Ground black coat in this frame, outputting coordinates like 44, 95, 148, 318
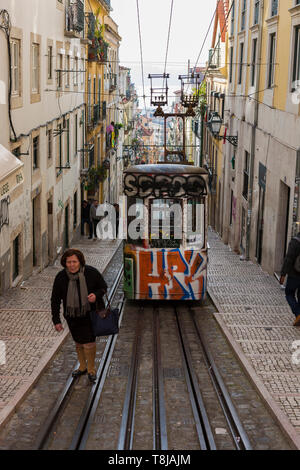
51, 265, 107, 325
281, 234, 300, 278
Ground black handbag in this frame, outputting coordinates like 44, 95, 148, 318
90, 294, 119, 337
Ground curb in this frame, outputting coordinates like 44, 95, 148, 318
213, 312, 300, 450
0, 328, 69, 429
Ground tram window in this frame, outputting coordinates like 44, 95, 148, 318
127, 197, 145, 245
149, 199, 182, 248
187, 198, 205, 247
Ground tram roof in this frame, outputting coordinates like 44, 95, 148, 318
124, 164, 208, 175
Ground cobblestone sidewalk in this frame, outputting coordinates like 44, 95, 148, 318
0, 237, 122, 428
208, 229, 300, 448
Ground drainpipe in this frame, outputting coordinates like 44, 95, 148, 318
293, 148, 300, 236
246, 0, 264, 260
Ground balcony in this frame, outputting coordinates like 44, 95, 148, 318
208, 48, 221, 69
88, 37, 108, 62
87, 104, 101, 129
109, 74, 117, 92
102, 0, 111, 9
65, 0, 84, 38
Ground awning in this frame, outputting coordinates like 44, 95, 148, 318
0, 144, 23, 182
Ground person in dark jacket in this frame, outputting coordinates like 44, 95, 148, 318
51, 248, 107, 382
280, 233, 300, 326
81, 200, 92, 239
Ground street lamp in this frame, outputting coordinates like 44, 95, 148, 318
207, 111, 223, 136
207, 111, 238, 147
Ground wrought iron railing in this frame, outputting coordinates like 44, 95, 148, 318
65, 0, 84, 34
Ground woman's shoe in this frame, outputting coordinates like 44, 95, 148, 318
294, 315, 300, 326
72, 369, 87, 377
88, 373, 97, 383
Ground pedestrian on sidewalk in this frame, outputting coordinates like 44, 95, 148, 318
81, 200, 92, 239
51, 248, 107, 383
280, 233, 300, 326
90, 199, 100, 240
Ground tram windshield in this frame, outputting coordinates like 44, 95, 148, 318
149, 199, 182, 248
186, 198, 205, 248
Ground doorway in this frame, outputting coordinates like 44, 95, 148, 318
64, 204, 69, 249
275, 181, 290, 272
32, 194, 41, 267
47, 197, 54, 263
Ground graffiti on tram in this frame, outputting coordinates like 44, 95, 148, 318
124, 246, 207, 300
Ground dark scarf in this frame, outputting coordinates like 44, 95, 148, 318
65, 267, 91, 318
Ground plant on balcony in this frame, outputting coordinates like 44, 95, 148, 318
88, 12, 109, 62
84, 165, 108, 191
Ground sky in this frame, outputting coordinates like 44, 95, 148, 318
110, 0, 217, 108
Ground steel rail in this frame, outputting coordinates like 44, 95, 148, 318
34, 261, 124, 450
175, 306, 217, 450
69, 266, 124, 450
117, 306, 143, 450
189, 307, 252, 450
152, 306, 168, 450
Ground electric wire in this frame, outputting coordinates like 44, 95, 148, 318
193, 3, 218, 71
136, 0, 147, 115
162, 0, 174, 91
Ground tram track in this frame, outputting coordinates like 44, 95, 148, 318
34, 265, 124, 450
188, 305, 252, 450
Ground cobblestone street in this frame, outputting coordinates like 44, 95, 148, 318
0, 237, 122, 428
208, 229, 300, 448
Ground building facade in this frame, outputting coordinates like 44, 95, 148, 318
219, 0, 300, 275
0, 0, 86, 293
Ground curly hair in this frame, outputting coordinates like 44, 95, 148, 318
60, 249, 86, 268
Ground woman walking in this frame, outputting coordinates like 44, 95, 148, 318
51, 249, 107, 383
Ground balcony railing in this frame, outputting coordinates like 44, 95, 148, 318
65, 0, 84, 38
109, 73, 117, 92
87, 104, 101, 128
208, 48, 221, 69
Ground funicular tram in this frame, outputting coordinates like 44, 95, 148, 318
123, 164, 208, 300
123, 72, 209, 300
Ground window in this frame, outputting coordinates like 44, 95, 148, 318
73, 191, 77, 228
242, 151, 250, 200
48, 129, 52, 159
231, 0, 235, 36
74, 114, 78, 155
251, 38, 257, 86
149, 199, 182, 248
271, 0, 278, 17
229, 46, 233, 83
11, 39, 20, 96
57, 123, 62, 173
268, 33, 276, 88
32, 43, 39, 93
66, 55, 70, 87
48, 45, 53, 80
57, 53, 63, 89
81, 58, 85, 86
66, 119, 70, 165
33, 135, 39, 169
241, 0, 247, 31
254, 0, 260, 25
292, 25, 300, 91
238, 43, 244, 84
74, 56, 78, 86
12, 235, 20, 281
